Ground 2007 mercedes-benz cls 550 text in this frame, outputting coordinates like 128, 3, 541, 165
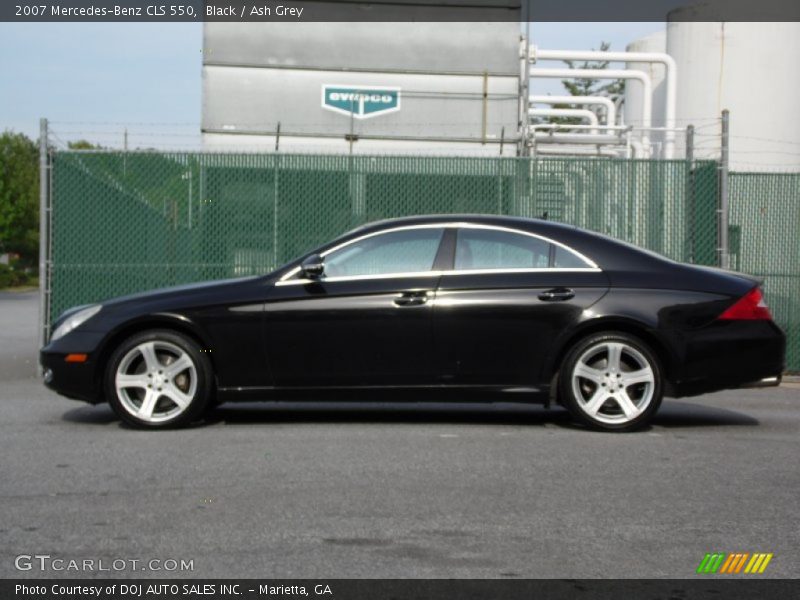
41, 215, 785, 431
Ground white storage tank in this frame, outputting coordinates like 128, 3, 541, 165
666, 19, 800, 170
624, 30, 667, 156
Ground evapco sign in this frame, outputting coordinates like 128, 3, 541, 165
322, 85, 401, 119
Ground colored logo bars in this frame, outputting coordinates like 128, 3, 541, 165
697, 552, 774, 574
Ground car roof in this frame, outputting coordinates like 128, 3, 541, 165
348, 214, 581, 236
344, 214, 670, 272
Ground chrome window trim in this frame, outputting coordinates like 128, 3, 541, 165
445, 267, 601, 276
276, 270, 441, 287
276, 222, 600, 286
276, 267, 601, 287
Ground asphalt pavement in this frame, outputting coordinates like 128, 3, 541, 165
1, 290, 798, 579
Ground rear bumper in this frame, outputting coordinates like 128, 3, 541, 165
669, 320, 785, 398
739, 375, 782, 389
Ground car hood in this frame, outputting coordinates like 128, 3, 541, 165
87, 276, 267, 320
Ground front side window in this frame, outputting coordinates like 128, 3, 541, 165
323, 227, 444, 278
454, 227, 593, 271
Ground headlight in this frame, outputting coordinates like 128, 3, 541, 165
51, 305, 102, 342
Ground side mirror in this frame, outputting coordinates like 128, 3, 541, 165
300, 254, 325, 279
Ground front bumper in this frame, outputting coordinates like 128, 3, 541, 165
40, 330, 106, 404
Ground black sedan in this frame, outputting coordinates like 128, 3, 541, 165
41, 215, 785, 431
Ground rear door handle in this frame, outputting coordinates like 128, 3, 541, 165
538, 287, 575, 302
394, 291, 431, 307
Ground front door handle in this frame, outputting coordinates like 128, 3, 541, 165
538, 287, 575, 302
394, 291, 431, 307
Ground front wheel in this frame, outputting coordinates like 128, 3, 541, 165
559, 332, 663, 432
105, 330, 213, 428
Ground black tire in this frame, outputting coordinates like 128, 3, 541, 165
105, 329, 213, 429
558, 331, 663, 432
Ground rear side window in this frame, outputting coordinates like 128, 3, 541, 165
454, 228, 593, 271
553, 245, 591, 268
455, 228, 550, 270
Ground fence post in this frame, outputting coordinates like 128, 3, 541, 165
37, 118, 49, 375
686, 124, 695, 262
718, 109, 730, 269
273, 153, 280, 269
518, 10, 531, 157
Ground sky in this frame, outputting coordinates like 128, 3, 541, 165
0, 21, 663, 144
0, 22, 204, 142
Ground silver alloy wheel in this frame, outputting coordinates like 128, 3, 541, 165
114, 340, 197, 424
570, 341, 655, 425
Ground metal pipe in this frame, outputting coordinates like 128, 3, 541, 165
529, 68, 652, 146
37, 118, 49, 374
481, 70, 488, 145
532, 48, 677, 159
520, 5, 532, 156
518, 36, 530, 156
686, 124, 695, 262
533, 123, 631, 132
529, 108, 599, 135
529, 108, 599, 123
530, 95, 616, 127
533, 124, 684, 133
719, 109, 730, 269
534, 145, 621, 157
187, 170, 192, 230
533, 133, 624, 145
630, 140, 646, 158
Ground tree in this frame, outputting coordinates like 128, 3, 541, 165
561, 42, 626, 101
0, 131, 39, 266
68, 139, 102, 150
533, 42, 626, 130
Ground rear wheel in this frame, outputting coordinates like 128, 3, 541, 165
105, 330, 212, 428
559, 332, 663, 432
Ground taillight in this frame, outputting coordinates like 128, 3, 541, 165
718, 287, 772, 321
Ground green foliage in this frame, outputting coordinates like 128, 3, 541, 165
561, 42, 626, 100
530, 42, 627, 130
0, 131, 39, 264
0, 264, 13, 288
0, 263, 32, 288
68, 140, 102, 150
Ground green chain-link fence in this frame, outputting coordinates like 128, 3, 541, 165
729, 173, 800, 371
47, 151, 796, 370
